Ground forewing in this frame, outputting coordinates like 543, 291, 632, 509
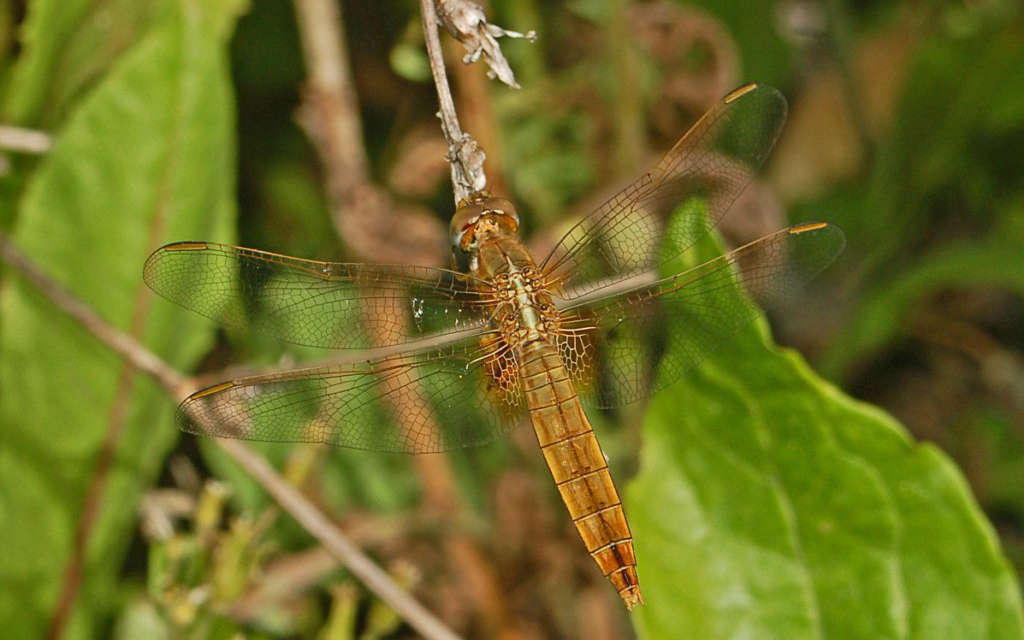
555, 223, 846, 409
541, 84, 787, 301
178, 336, 526, 453
143, 242, 493, 350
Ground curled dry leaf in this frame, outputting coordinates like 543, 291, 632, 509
435, 0, 536, 88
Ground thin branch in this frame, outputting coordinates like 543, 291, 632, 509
449, 33, 509, 197
0, 230, 463, 640
293, 0, 446, 267
215, 439, 462, 640
292, 0, 368, 202
292, 3, 510, 631
0, 124, 53, 154
420, 0, 487, 204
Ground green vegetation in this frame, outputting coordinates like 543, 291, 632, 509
1, 0, 1022, 638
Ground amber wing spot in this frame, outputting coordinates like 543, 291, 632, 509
788, 221, 829, 234
162, 241, 210, 252
724, 82, 759, 103
190, 381, 235, 399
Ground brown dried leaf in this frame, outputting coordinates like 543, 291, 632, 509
435, 0, 535, 89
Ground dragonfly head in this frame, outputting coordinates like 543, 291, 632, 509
450, 196, 520, 256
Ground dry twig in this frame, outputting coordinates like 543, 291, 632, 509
292, 0, 445, 266
419, 0, 487, 203
0, 124, 53, 154
216, 439, 462, 640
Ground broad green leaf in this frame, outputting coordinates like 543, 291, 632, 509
627, 217, 1023, 639
820, 240, 1024, 380
2, 0, 94, 123
0, 2, 244, 637
2, 0, 162, 127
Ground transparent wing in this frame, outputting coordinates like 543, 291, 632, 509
144, 242, 494, 350
540, 84, 787, 302
178, 334, 527, 453
554, 223, 846, 408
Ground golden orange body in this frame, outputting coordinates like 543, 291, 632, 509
467, 222, 643, 609
520, 340, 643, 609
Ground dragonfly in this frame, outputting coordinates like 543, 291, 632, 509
144, 83, 845, 610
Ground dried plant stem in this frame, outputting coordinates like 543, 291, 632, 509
0, 124, 52, 153
217, 439, 462, 640
450, 39, 507, 196
0, 231, 463, 640
293, 1, 510, 632
292, 0, 368, 210
420, 0, 486, 203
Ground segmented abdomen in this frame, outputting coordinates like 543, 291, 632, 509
519, 340, 643, 609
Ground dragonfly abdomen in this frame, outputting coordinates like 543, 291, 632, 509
519, 341, 643, 610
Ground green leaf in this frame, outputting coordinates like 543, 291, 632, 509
2, 0, 162, 127
3, 0, 248, 127
627, 221, 1024, 638
0, 2, 242, 637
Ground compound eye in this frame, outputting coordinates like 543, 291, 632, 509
458, 222, 477, 251
450, 203, 483, 250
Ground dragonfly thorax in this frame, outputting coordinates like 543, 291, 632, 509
490, 261, 559, 349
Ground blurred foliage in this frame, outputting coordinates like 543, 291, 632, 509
1, 0, 1023, 638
